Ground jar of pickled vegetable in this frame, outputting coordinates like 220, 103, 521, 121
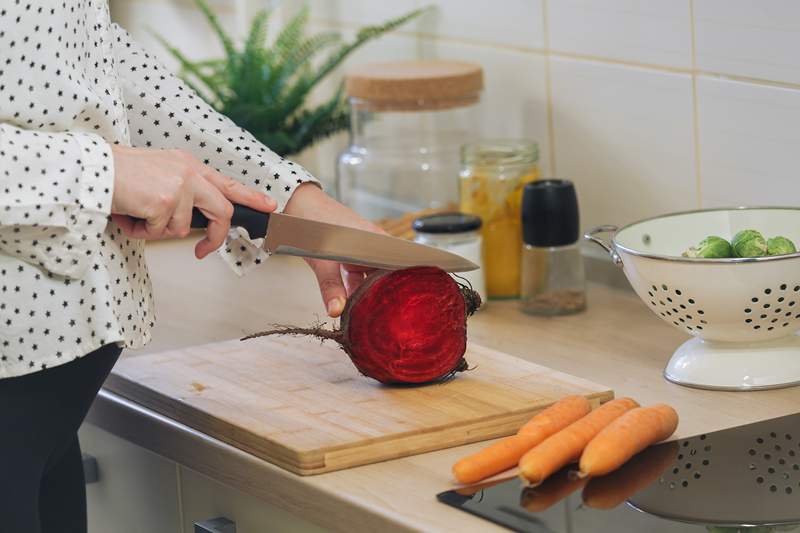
459, 140, 539, 299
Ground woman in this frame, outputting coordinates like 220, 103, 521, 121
0, 2, 379, 531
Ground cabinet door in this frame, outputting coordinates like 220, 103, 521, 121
179, 466, 328, 533
79, 423, 182, 533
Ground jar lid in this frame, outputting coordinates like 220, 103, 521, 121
413, 212, 482, 234
522, 179, 580, 247
461, 140, 539, 169
345, 60, 483, 111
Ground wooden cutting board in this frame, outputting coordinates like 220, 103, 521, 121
106, 336, 613, 475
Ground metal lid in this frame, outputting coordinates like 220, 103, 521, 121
522, 179, 580, 247
461, 140, 539, 169
345, 60, 483, 111
413, 212, 482, 234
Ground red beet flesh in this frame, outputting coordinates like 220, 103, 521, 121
243, 266, 481, 385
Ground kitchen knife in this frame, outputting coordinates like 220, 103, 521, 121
190, 205, 479, 272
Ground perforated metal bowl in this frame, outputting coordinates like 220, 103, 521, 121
586, 207, 800, 391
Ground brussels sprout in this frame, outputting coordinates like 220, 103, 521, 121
731, 229, 767, 258
682, 236, 732, 258
767, 236, 797, 256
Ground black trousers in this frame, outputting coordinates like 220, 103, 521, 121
0, 344, 122, 533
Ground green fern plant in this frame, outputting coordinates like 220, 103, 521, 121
155, 1, 425, 157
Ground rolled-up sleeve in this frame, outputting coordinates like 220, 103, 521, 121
0, 124, 114, 279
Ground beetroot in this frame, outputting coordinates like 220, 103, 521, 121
243, 266, 481, 384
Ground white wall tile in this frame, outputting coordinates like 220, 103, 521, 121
697, 76, 800, 207
548, 0, 692, 68
694, 0, 800, 85
420, 38, 552, 175
550, 58, 696, 229
418, 0, 544, 50
301, 23, 421, 184
306, 0, 422, 28
111, 0, 240, 70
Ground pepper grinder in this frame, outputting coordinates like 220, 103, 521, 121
520, 179, 586, 315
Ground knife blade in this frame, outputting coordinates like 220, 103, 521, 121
190, 205, 479, 272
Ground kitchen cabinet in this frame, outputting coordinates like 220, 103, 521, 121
80, 422, 326, 533
179, 466, 327, 533
79, 423, 181, 533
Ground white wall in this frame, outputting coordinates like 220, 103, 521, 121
112, 0, 800, 229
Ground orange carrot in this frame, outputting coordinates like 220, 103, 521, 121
453, 434, 541, 484
582, 440, 678, 509
519, 397, 639, 485
452, 395, 592, 484
520, 471, 588, 512
518, 395, 591, 438
579, 404, 679, 478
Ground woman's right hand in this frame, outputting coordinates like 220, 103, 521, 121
109, 145, 276, 259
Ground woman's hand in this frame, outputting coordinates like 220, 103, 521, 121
110, 145, 276, 259
284, 183, 386, 318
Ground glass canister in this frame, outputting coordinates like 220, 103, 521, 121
459, 140, 540, 299
412, 213, 487, 304
336, 60, 483, 220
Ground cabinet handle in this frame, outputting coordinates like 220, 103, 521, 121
82, 454, 99, 484
194, 517, 236, 533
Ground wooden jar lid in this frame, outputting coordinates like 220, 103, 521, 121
345, 60, 483, 111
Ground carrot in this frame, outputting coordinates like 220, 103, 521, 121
518, 395, 592, 438
579, 404, 679, 478
452, 395, 592, 484
582, 440, 678, 509
520, 471, 588, 512
453, 433, 541, 484
518, 397, 639, 485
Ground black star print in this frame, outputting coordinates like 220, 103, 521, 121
0, 3, 317, 377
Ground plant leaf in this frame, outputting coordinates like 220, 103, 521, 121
244, 9, 270, 59
157, 4, 427, 156
273, 5, 309, 62
193, 0, 238, 63
151, 32, 228, 106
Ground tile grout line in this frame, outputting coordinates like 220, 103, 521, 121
541, 0, 557, 177
311, 16, 800, 92
689, 0, 703, 209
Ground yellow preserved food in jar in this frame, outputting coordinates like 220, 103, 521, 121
459, 141, 539, 299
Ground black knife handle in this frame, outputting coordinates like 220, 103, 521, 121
190, 204, 270, 239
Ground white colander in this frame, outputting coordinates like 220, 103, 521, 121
586, 207, 800, 391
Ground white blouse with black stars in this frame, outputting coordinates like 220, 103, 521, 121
0, 0, 318, 378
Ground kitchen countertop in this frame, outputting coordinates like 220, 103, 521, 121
86, 238, 800, 533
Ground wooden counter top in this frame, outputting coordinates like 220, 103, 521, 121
86, 239, 800, 533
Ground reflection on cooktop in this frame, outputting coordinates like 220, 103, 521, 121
437, 413, 800, 533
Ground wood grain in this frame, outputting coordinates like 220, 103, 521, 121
106, 337, 612, 475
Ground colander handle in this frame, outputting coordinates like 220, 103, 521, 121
584, 225, 623, 266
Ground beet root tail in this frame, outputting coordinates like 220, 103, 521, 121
241, 325, 342, 343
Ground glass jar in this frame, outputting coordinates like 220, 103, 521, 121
521, 243, 586, 315
412, 213, 487, 304
336, 61, 483, 220
459, 140, 539, 299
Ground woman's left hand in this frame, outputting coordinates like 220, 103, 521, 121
283, 183, 386, 318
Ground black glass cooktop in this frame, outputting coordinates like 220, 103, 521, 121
438, 413, 800, 532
